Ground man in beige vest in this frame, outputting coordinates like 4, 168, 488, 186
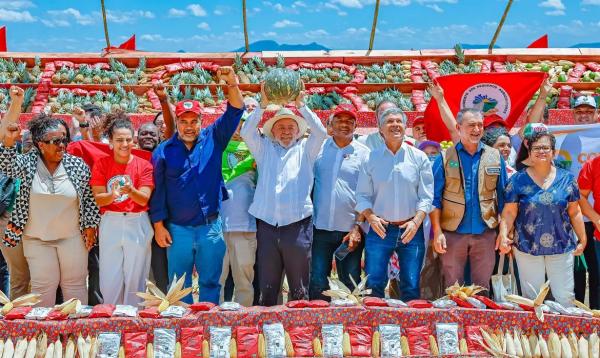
431, 108, 508, 289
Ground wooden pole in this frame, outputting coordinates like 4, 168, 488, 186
242, 0, 250, 53
367, 0, 380, 54
488, 0, 514, 54
100, 0, 111, 48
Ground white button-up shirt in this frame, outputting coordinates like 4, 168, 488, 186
241, 106, 327, 226
357, 132, 385, 151
313, 137, 370, 232
221, 171, 257, 232
355, 141, 434, 222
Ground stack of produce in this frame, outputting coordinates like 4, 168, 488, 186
47, 85, 157, 114
49, 58, 149, 85
0, 57, 41, 84
361, 89, 414, 111
168, 85, 226, 111
359, 62, 407, 83
0, 87, 35, 112
305, 88, 350, 110
233, 54, 274, 84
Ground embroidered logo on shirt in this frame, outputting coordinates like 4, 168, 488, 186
449, 160, 459, 168
485, 166, 501, 175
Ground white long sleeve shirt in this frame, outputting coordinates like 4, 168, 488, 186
355, 141, 434, 222
313, 138, 370, 232
241, 106, 327, 226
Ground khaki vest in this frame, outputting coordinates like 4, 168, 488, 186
440, 144, 501, 232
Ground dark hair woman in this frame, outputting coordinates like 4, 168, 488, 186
0, 114, 100, 306
497, 132, 587, 307
90, 111, 154, 305
482, 126, 516, 177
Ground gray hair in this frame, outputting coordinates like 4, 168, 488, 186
456, 108, 483, 124
243, 97, 259, 106
378, 108, 407, 128
375, 100, 398, 119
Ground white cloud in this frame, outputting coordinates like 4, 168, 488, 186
41, 19, 70, 27
273, 19, 302, 28
263, 31, 277, 37
539, 0, 566, 15
197, 22, 210, 30
338, 11, 348, 15
0, 9, 35, 22
333, 0, 410, 8
46, 8, 93, 26
582, 0, 600, 4
334, 0, 365, 8
168, 8, 186, 17
140, 34, 162, 41
305, 29, 329, 38
274, 3, 285, 11
187, 4, 207, 16
346, 27, 368, 34
214, 9, 223, 15
0, 1, 34, 10
106, 10, 155, 24
427, 4, 443, 12
293, 1, 308, 7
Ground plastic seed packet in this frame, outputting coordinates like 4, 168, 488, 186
384, 299, 408, 308
219, 301, 242, 311
379, 325, 401, 358
432, 298, 457, 309
97, 332, 121, 358
331, 298, 356, 307
153, 328, 176, 358
322, 324, 344, 358
72, 305, 93, 318
436, 323, 459, 355
113, 305, 138, 317
160, 305, 187, 318
210, 326, 232, 358
465, 297, 486, 310
25, 307, 52, 320
565, 307, 593, 317
263, 323, 286, 358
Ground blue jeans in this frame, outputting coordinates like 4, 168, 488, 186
309, 228, 364, 300
167, 217, 226, 304
365, 224, 425, 300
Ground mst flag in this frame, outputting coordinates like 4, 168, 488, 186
527, 34, 549, 48
424, 72, 546, 142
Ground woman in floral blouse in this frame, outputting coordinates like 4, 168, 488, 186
497, 131, 586, 307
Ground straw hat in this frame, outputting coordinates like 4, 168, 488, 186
262, 108, 308, 140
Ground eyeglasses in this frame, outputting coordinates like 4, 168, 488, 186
531, 145, 553, 153
41, 137, 69, 146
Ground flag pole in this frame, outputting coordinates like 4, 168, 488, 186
488, 0, 513, 54
242, 0, 250, 53
100, 0, 111, 48
367, 0, 380, 55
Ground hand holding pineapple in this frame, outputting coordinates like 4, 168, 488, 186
294, 81, 306, 108
9, 86, 24, 104
259, 82, 270, 109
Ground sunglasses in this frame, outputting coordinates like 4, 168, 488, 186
42, 137, 69, 146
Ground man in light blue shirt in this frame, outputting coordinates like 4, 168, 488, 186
310, 104, 369, 300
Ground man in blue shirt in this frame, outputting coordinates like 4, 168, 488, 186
431, 108, 507, 290
150, 67, 244, 304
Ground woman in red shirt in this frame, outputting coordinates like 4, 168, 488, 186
90, 112, 154, 305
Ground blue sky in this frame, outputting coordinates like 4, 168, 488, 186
2, 0, 600, 52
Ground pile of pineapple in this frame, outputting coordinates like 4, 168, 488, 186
169, 85, 225, 108
0, 87, 35, 112
361, 89, 414, 111
0, 57, 41, 84
305, 91, 351, 110
298, 68, 353, 84
51, 58, 149, 85
169, 65, 218, 85
359, 62, 407, 83
48, 85, 155, 114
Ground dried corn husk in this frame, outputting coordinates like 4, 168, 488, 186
589, 333, 599, 358
146, 343, 153, 358
137, 274, 193, 312
89, 337, 98, 358
118, 346, 125, 358
3, 338, 14, 358
572, 299, 600, 318
257, 334, 265, 358
53, 339, 62, 358
322, 275, 371, 304
506, 331, 517, 356
538, 334, 550, 358
445, 281, 487, 300
313, 338, 322, 357
578, 336, 589, 358
284, 332, 294, 357
429, 335, 439, 356
174, 342, 181, 358
14, 338, 27, 358
342, 332, 351, 357
568, 332, 579, 357
0, 339, 4, 357
229, 339, 237, 358
83, 336, 91, 358
548, 331, 561, 358
400, 336, 410, 356
529, 333, 539, 356
560, 335, 572, 358
64, 338, 74, 358
372, 331, 380, 358
0, 291, 41, 315
479, 328, 502, 354
25, 337, 37, 358
507, 281, 550, 321
76, 336, 84, 358
521, 334, 532, 358
459, 338, 468, 354
44, 343, 54, 358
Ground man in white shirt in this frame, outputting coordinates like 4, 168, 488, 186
310, 104, 370, 300
357, 100, 398, 151
355, 108, 434, 300
241, 85, 327, 306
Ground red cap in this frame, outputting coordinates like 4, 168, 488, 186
413, 116, 425, 126
332, 104, 357, 120
175, 100, 202, 117
483, 114, 506, 129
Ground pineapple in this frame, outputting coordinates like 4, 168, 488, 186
276, 53, 285, 68
75, 65, 88, 83
454, 43, 465, 64
60, 66, 71, 83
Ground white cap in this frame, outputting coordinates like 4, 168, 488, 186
574, 95, 597, 109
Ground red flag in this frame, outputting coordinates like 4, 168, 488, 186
424, 72, 546, 142
67, 140, 151, 169
0, 27, 7, 52
527, 34, 548, 48
118, 35, 136, 50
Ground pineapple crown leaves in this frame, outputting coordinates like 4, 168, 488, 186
109, 58, 129, 73
183, 85, 193, 100
276, 53, 286, 68
216, 86, 225, 102
234, 53, 244, 71
137, 57, 146, 72
454, 43, 465, 64
251, 56, 267, 71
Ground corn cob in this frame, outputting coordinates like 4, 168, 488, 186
202, 339, 209, 358
146, 343, 153, 358
372, 331, 380, 358
480, 329, 501, 353
578, 336, 589, 358
14, 338, 27, 358
400, 336, 410, 356
568, 332, 579, 357
459, 338, 468, 354
284, 332, 294, 357
529, 333, 539, 356
229, 339, 237, 358
258, 333, 266, 358
44, 343, 54, 358
53, 339, 62, 358
560, 335, 572, 358
76, 336, 84, 358
313, 338, 322, 357
25, 337, 37, 358
3, 338, 14, 358
548, 331, 561, 358
174, 342, 181, 358
513, 330, 523, 357
429, 335, 439, 356
522, 334, 532, 358
83, 336, 91, 358
64, 338, 74, 358
342, 332, 351, 356
538, 334, 550, 358
589, 333, 599, 358
118, 346, 124, 358
0, 340, 4, 357
533, 340, 542, 358
35, 334, 46, 358
89, 337, 98, 358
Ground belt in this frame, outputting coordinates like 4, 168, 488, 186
387, 217, 414, 226
103, 211, 148, 218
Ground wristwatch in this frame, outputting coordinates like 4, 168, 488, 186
79, 122, 90, 128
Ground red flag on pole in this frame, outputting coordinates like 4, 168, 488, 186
527, 34, 548, 48
0, 27, 7, 52
118, 35, 136, 50
424, 72, 546, 142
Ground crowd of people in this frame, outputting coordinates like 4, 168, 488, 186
0, 66, 598, 311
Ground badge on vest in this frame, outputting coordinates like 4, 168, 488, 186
485, 167, 501, 175
449, 160, 459, 168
